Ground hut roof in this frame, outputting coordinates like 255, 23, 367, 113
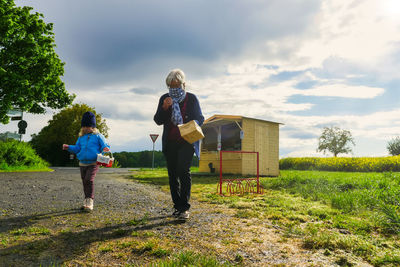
202, 114, 282, 129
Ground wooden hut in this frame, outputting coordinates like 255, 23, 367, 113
199, 115, 281, 176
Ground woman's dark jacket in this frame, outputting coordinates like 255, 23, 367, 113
154, 92, 204, 157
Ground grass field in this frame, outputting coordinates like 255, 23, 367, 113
130, 168, 400, 266
0, 166, 53, 172
2, 168, 400, 265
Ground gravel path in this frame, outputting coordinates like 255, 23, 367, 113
0, 168, 158, 222
0, 168, 339, 266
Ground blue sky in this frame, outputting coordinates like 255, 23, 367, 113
3, 0, 400, 157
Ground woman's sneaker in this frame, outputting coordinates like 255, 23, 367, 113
178, 210, 190, 220
172, 209, 180, 217
84, 198, 94, 211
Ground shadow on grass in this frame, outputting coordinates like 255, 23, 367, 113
0, 209, 83, 233
0, 212, 185, 266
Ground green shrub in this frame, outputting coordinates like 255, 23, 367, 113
0, 140, 49, 170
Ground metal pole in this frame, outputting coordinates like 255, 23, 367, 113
20, 112, 23, 142
152, 142, 155, 169
257, 152, 260, 193
219, 150, 223, 194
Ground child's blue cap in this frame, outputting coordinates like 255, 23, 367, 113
81, 112, 96, 128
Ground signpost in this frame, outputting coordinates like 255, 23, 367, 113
4, 108, 25, 141
18, 120, 28, 135
150, 134, 159, 169
7, 108, 22, 116
8, 109, 22, 121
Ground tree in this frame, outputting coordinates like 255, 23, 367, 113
112, 151, 199, 168
30, 104, 109, 166
317, 126, 355, 157
387, 137, 400, 156
0, 0, 75, 124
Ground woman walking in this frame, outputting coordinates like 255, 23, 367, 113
154, 69, 204, 220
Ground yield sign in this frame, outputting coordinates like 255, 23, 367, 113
150, 134, 159, 143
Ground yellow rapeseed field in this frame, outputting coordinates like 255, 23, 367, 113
279, 156, 400, 172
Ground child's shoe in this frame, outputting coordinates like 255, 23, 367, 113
81, 198, 87, 210
84, 198, 94, 211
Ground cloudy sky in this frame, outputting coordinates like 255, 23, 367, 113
4, 0, 400, 157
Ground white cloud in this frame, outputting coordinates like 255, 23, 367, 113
296, 0, 400, 73
294, 84, 384, 98
380, 0, 400, 19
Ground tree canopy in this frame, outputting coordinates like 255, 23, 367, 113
113, 151, 199, 168
317, 126, 355, 157
0, 0, 74, 124
30, 104, 109, 166
387, 137, 400, 156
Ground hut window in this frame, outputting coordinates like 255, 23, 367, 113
201, 122, 242, 151
221, 123, 241, 151
202, 127, 218, 151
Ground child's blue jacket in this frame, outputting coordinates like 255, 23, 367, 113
68, 133, 110, 164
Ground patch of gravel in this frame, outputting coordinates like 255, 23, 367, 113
0, 168, 364, 266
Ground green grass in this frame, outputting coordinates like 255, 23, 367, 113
98, 244, 114, 253
262, 170, 400, 233
0, 166, 53, 172
129, 169, 400, 266
10, 227, 50, 236
126, 214, 149, 226
149, 250, 233, 267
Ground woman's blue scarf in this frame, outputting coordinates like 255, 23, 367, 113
169, 87, 186, 125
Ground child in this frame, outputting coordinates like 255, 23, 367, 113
62, 111, 110, 211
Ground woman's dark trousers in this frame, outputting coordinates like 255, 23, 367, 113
165, 141, 195, 212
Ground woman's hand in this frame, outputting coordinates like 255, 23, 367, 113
162, 97, 173, 110
103, 147, 110, 152
62, 144, 69, 150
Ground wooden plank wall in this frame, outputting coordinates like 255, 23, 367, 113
199, 151, 242, 174
268, 124, 280, 176
243, 118, 280, 176
254, 121, 268, 175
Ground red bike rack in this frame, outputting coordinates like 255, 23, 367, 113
218, 150, 263, 196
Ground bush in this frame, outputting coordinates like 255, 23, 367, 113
387, 137, 400, 156
279, 156, 400, 172
0, 140, 49, 170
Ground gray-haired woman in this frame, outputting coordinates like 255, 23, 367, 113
154, 69, 204, 220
